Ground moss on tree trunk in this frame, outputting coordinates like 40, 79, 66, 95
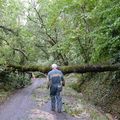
5, 64, 120, 74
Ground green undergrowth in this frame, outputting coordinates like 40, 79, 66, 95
0, 69, 31, 103
70, 72, 120, 119
63, 74, 108, 120
0, 89, 10, 103
0, 70, 31, 90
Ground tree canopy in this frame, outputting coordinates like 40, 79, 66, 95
0, 0, 120, 66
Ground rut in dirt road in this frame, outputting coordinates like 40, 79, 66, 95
0, 79, 45, 120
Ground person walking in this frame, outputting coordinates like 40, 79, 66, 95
47, 64, 65, 113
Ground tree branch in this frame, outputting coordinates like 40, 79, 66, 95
35, 44, 49, 59
13, 48, 28, 60
0, 25, 18, 36
33, 7, 56, 45
1, 38, 28, 60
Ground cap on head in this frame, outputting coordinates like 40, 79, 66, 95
51, 64, 58, 69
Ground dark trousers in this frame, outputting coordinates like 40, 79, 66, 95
51, 92, 62, 112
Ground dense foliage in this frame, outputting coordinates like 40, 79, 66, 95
0, 0, 120, 117
0, 68, 30, 90
0, 0, 119, 66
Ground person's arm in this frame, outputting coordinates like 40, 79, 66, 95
62, 78, 65, 86
47, 73, 51, 89
47, 76, 50, 89
61, 72, 65, 86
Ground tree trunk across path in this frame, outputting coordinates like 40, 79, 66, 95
5, 63, 120, 74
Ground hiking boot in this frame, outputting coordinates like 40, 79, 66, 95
58, 110, 62, 113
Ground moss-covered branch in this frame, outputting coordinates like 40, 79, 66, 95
5, 64, 120, 74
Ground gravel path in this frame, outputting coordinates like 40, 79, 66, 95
0, 78, 45, 120
0, 78, 80, 120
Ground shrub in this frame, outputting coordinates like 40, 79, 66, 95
0, 69, 31, 91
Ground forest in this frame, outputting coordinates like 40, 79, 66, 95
0, 0, 120, 120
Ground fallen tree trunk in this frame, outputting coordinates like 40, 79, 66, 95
5, 64, 120, 74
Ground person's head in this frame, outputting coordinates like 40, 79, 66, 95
51, 64, 58, 69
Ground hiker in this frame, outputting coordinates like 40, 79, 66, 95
47, 64, 65, 113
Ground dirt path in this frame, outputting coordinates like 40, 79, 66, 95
0, 78, 45, 120
28, 76, 109, 120
0, 77, 109, 120
0, 78, 80, 120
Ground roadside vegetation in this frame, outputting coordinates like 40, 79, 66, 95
0, 0, 119, 118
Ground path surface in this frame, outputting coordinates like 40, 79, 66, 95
0, 78, 81, 120
39, 101, 80, 120
0, 79, 45, 120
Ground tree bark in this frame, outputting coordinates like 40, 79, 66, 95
5, 64, 120, 74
